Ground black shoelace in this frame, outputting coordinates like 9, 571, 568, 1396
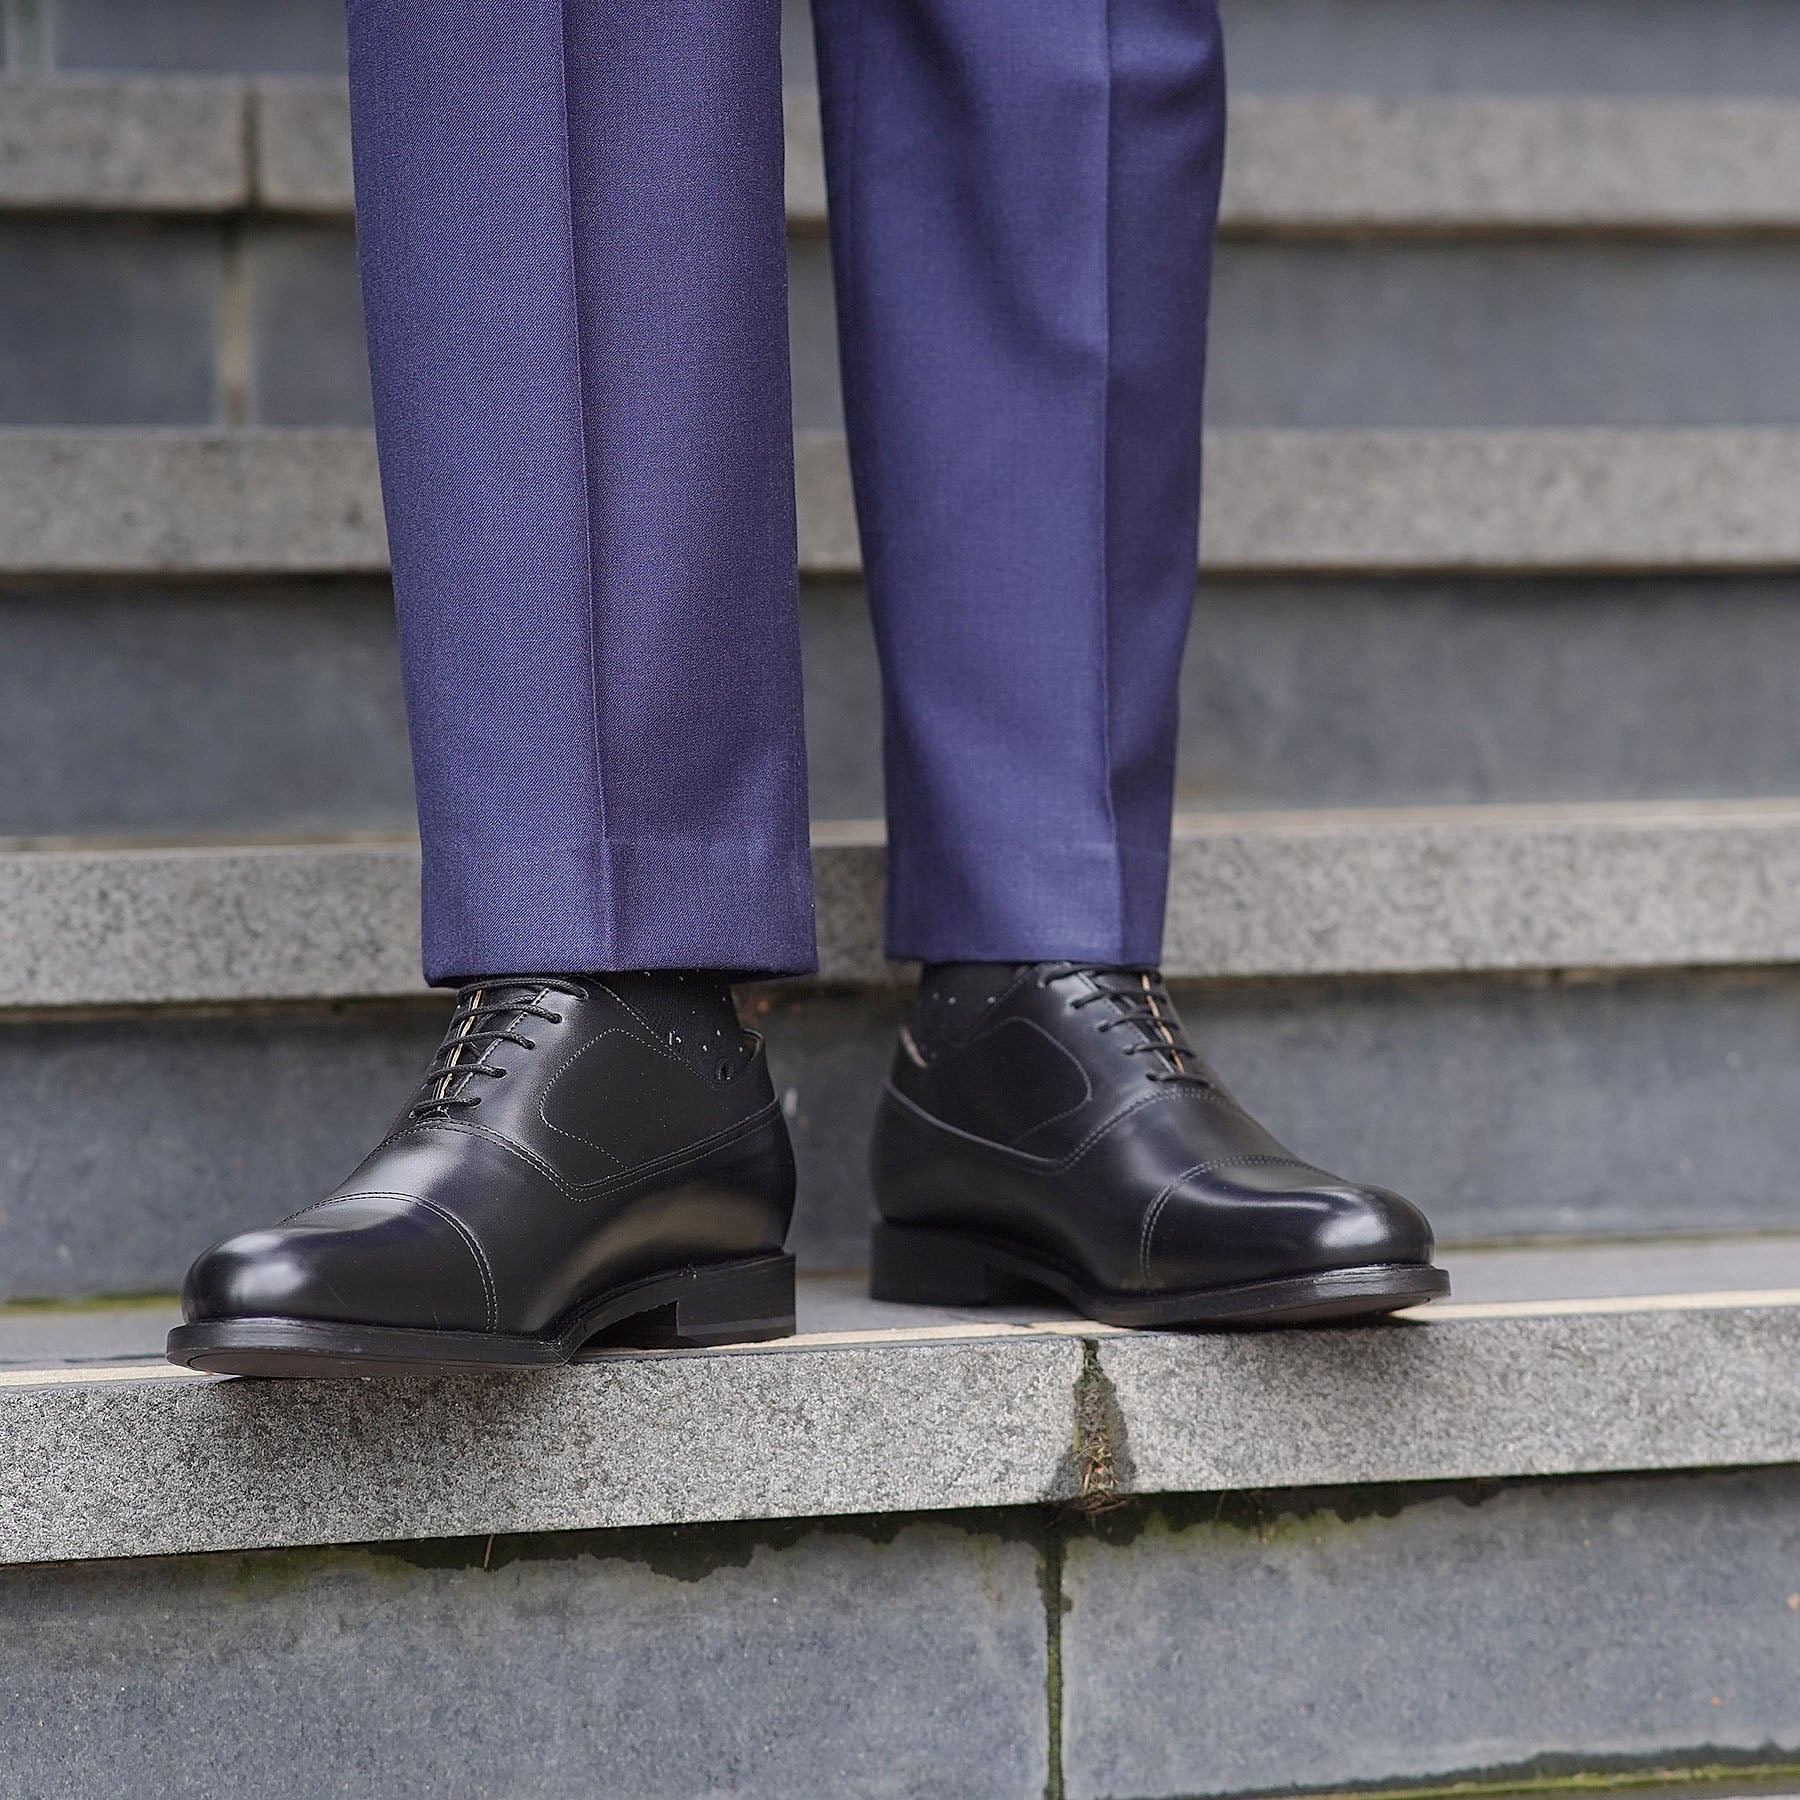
1037, 963, 1213, 1087
408, 977, 584, 1121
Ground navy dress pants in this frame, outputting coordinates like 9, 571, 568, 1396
346, 0, 1226, 984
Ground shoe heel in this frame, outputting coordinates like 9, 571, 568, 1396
870, 1223, 1027, 1306
609, 1254, 797, 1350
673, 1252, 796, 1346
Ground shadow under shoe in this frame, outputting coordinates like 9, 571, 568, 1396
168, 974, 796, 1377
870, 963, 1448, 1328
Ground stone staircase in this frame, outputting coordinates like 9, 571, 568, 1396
7, 1, 1800, 1794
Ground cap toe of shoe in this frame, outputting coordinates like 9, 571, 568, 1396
180, 1195, 491, 1331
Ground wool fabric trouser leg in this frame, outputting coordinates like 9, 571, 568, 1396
345, 0, 1224, 983
347, 0, 811, 984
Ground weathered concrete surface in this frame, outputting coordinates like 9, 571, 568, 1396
3, 1517, 1048, 1800
6, 800, 1800, 1006
784, 84, 826, 226
24, 78, 1800, 233
0, 1001, 450, 1301
0, 75, 244, 208
0, 429, 386, 572
14, 1294, 1800, 1564
9, 426, 1800, 575
1208, 241, 1800, 430
1175, 573, 1800, 814
1096, 1306, 1800, 1497
1062, 1468, 1800, 1798
0, 1334, 1089, 1564
24, 574, 1800, 838
242, 224, 372, 426
0, 220, 221, 425
1225, 97, 1800, 230
50, 0, 349, 76
1218, 0, 1800, 98
0, 839, 423, 1005
1198, 428, 1800, 574
1157, 799, 1800, 980
252, 78, 349, 211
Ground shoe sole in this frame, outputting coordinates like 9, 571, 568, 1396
871, 1223, 1448, 1328
166, 1251, 797, 1379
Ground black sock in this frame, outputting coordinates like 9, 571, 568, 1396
577, 970, 752, 1080
911, 961, 1032, 1059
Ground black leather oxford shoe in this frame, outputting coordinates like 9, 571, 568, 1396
169, 974, 796, 1377
870, 963, 1448, 1327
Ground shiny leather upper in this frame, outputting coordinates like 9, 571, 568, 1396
183, 975, 794, 1333
871, 964, 1433, 1293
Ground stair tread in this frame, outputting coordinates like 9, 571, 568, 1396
2, 797, 1799, 1002
7, 1238, 1800, 1566
7, 424, 1800, 576
11, 77, 1800, 231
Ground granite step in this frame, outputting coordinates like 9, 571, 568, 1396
13, 77, 1800, 235
13, 1237, 1800, 1797
5, 426, 1800, 577
7, 1235, 1800, 1566
5, 799, 1799, 1005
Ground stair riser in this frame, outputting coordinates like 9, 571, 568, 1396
13, 0, 349, 75
804, 238, 1800, 433
1067, 1467, 1800, 1798
18, 222, 1800, 431
817, 573, 1800, 819
3, 968, 1797, 1302
14, 574, 1800, 838
1220, 0, 1800, 98
9, 1470, 1800, 1799
0, 1514, 1052, 1800
0, 582, 413, 838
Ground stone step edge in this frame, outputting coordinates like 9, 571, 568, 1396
6, 797, 1800, 1006
7, 426, 1800, 577
5, 1289, 1800, 1566
9, 78, 1800, 232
